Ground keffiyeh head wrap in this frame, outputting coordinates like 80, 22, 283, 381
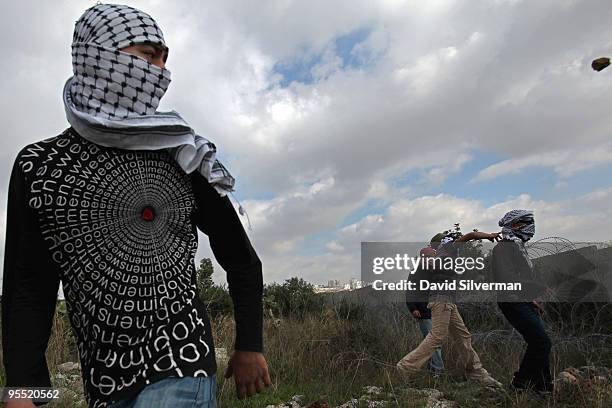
63, 3, 235, 196
440, 235, 456, 246
434, 233, 460, 257
498, 209, 535, 243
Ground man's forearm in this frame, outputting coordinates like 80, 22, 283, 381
458, 231, 491, 241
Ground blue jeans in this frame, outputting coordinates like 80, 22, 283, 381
498, 302, 553, 391
108, 375, 217, 408
417, 318, 444, 373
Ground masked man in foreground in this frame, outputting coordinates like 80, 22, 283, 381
2, 4, 270, 407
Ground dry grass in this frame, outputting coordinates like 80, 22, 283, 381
214, 302, 612, 407
1, 302, 611, 407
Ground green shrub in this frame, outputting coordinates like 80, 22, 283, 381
196, 257, 233, 317
264, 277, 324, 319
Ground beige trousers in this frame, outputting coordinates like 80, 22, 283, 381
397, 301, 490, 379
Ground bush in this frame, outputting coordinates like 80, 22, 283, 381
264, 277, 324, 319
196, 257, 233, 317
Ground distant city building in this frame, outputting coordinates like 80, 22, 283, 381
327, 279, 341, 288
314, 278, 363, 293
349, 278, 363, 290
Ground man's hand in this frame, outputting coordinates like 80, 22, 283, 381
532, 300, 544, 316
411, 310, 421, 319
224, 351, 271, 399
483, 232, 501, 242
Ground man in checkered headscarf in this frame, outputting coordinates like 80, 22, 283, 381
3, 4, 269, 408
64, 3, 235, 196
60, 3, 270, 406
493, 210, 554, 394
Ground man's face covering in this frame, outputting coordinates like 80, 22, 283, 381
62, 4, 237, 197
70, 3, 171, 119
499, 209, 535, 242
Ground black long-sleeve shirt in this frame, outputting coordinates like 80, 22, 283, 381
491, 240, 546, 302
1, 128, 263, 407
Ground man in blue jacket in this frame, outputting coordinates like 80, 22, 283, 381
406, 246, 444, 375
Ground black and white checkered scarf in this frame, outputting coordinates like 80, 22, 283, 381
62, 3, 235, 196
499, 209, 535, 268
498, 209, 535, 243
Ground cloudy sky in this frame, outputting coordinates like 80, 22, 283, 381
1, 0, 612, 287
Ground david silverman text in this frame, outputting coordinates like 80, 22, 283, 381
371, 279, 522, 291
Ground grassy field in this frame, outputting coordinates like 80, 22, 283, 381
212, 303, 612, 407
1, 301, 611, 407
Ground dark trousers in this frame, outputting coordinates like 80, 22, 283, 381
498, 302, 553, 391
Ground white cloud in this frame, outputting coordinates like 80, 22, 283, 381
582, 186, 612, 203
279, 190, 612, 284
474, 143, 612, 181
1, 0, 612, 286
